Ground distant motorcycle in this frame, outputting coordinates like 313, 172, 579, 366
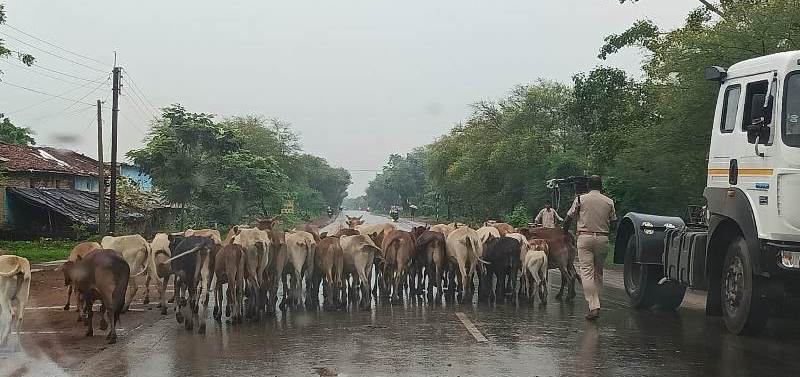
389, 206, 400, 222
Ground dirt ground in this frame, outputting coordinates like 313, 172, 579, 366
2, 218, 335, 372
1, 267, 171, 370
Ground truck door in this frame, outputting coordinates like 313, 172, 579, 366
735, 74, 778, 236
707, 82, 742, 189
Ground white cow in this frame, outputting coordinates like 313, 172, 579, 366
340, 234, 381, 310
234, 228, 271, 316
284, 231, 316, 308
476, 226, 501, 246
101, 235, 151, 310
146, 233, 173, 314
0, 255, 31, 345
523, 248, 548, 304
445, 226, 487, 302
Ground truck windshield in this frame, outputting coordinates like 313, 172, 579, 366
783, 72, 800, 147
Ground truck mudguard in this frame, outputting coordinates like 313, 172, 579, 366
704, 186, 769, 276
614, 212, 686, 265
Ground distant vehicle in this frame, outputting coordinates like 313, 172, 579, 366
389, 206, 401, 222
616, 52, 800, 335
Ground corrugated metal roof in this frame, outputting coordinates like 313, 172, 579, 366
7, 187, 143, 225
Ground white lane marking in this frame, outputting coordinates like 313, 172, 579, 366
455, 312, 488, 342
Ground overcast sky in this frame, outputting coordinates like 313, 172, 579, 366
1, 0, 697, 197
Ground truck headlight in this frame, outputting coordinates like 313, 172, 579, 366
781, 250, 800, 269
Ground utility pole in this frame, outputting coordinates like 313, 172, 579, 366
96, 100, 106, 236
109, 66, 121, 234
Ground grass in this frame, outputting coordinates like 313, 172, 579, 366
0, 240, 77, 263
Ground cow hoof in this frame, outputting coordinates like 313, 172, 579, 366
176, 313, 184, 323
99, 320, 108, 331
63, 304, 70, 311
107, 336, 117, 344
143, 297, 150, 305
225, 306, 231, 317
198, 324, 206, 334
161, 307, 168, 315
168, 297, 175, 304
85, 330, 93, 337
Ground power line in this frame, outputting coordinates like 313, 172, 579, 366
122, 69, 158, 111
0, 58, 102, 86
2, 23, 109, 66
122, 77, 159, 120
0, 31, 106, 73
25, 77, 111, 125
1, 80, 100, 107
4, 74, 110, 114
35, 63, 108, 83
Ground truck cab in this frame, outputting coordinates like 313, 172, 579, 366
616, 51, 800, 335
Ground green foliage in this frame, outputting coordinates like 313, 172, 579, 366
366, 1, 799, 222
0, 5, 35, 66
506, 203, 531, 228
128, 105, 349, 227
0, 115, 35, 145
0, 240, 76, 263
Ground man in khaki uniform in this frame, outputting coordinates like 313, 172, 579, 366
534, 201, 563, 228
565, 175, 616, 320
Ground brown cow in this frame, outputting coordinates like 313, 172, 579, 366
256, 216, 281, 231
265, 228, 288, 315
334, 228, 360, 237
381, 230, 416, 302
345, 215, 364, 229
0, 255, 31, 345
312, 236, 345, 310
63, 250, 130, 344
62, 241, 101, 313
519, 227, 579, 301
213, 243, 245, 324
491, 222, 515, 236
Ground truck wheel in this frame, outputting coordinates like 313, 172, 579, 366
722, 236, 769, 335
655, 280, 686, 310
623, 236, 657, 309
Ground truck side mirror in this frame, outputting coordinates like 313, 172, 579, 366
747, 93, 772, 145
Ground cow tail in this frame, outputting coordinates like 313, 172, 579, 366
113, 267, 129, 323
12, 270, 24, 301
469, 238, 489, 265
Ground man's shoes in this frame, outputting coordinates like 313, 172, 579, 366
585, 308, 600, 321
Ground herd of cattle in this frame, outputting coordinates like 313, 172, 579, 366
0, 215, 582, 345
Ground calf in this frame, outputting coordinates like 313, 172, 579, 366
479, 236, 521, 305
101, 235, 151, 311
169, 236, 215, 333
63, 241, 101, 313
145, 233, 173, 314
0, 255, 31, 345
62, 250, 129, 344
213, 243, 245, 324
523, 243, 548, 304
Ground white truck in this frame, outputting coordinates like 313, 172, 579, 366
616, 51, 800, 335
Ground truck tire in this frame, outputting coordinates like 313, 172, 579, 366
722, 236, 769, 335
623, 236, 658, 309
655, 280, 687, 310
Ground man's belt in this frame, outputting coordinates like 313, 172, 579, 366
578, 231, 609, 236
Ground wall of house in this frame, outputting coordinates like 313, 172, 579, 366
74, 176, 99, 192
121, 165, 152, 191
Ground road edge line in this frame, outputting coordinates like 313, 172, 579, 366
455, 312, 488, 343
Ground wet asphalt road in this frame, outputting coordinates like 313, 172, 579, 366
7, 212, 800, 376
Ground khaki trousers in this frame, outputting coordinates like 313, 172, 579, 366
577, 234, 608, 311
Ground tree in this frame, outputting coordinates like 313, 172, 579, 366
0, 114, 35, 145
618, 0, 725, 18
0, 4, 34, 66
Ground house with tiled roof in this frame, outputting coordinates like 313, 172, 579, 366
0, 143, 106, 238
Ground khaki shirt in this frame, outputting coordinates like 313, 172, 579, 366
535, 208, 563, 228
567, 190, 617, 233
